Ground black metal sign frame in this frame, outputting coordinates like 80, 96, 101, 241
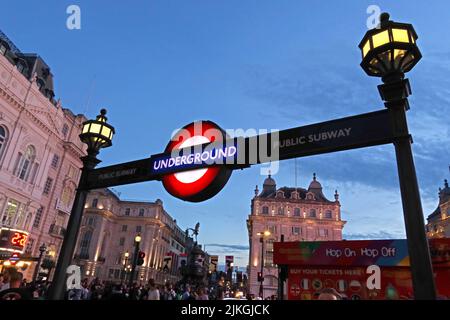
86, 109, 397, 190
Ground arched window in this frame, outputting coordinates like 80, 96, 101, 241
79, 230, 93, 258
261, 206, 269, 215
61, 186, 73, 208
277, 207, 285, 215
294, 208, 301, 216
309, 209, 316, 218
325, 210, 333, 219
14, 145, 36, 181
0, 126, 7, 158
92, 198, 98, 208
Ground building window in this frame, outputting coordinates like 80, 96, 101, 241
268, 225, 277, 235
0, 126, 7, 158
43, 177, 53, 195
264, 240, 275, 267
136, 226, 142, 233
119, 237, 125, 246
79, 230, 93, 257
92, 198, 98, 208
87, 216, 96, 227
294, 208, 301, 216
61, 186, 73, 208
108, 269, 114, 278
309, 209, 316, 218
25, 238, 34, 255
62, 124, 69, 138
139, 208, 145, 216
318, 228, 329, 237
292, 227, 301, 235
325, 210, 333, 219
68, 165, 78, 180
0, 43, 7, 55
14, 145, 36, 181
125, 208, 130, 216
114, 269, 120, 279
261, 206, 269, 215
51, 154, 60, 168
1, 199, 22, 227
277, 207, 284, 215
33, 206, 44, 229
122, 225, 128, 232
17, 63, 25, 74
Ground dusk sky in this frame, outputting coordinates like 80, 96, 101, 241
2, 0, 449, 268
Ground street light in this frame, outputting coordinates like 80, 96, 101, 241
359, 13, 436, 300
128, 234, 142, 288
48, 109, 115, 300
256, 230, 271, 298
33, 243, 47, 283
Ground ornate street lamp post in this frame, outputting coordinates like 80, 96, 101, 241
33, 243, 47, 283
257, 230, 271, 299
122, 251, 129, 282
128, 234, 142, 288
359, 13, 436, 299
48, 109, 115, 300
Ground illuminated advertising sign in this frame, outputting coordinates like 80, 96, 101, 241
0, 228, 29, 253
209, 255, 218, 272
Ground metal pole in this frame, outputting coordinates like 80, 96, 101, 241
380, 77, 436, 300
47, 154, 100, 300
129, 240, 140, 288
259, 236, 264, 298
33, 249, 44, 283
278, 234, 284, 300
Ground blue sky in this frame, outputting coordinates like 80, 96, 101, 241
2, 0, 449, 268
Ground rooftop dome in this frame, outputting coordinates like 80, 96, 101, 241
308, 173, 322, 190
263, 174, 276, 187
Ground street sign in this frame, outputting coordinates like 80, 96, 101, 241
9, 252, 20, 265
85, 109, 396, 202
161, 120, 234, 202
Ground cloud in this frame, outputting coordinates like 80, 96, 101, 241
343, 230, 405, 240
205, 244, 249, 251
243, 50, 450, 202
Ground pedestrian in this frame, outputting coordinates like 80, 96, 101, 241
161, 282, 176, 300
196, 287, 209, 300
181, 284, 191, 300
0, 268, 14, 292
0, 271, 33, 300
147, 279, 160, 300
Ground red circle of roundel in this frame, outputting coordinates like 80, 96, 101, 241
162, 120, 232, 202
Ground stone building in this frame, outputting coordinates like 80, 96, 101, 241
74, 188, 192, 285
247, 173, 346, 298
0, 29, 86, 280
426, 179, 450, 239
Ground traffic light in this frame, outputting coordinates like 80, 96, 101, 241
137, 251, 145, 266
257, 272, 264, 282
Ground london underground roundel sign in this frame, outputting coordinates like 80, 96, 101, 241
161, 120, 233, 202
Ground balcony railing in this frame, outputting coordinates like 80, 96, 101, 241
49, 224, 66, 238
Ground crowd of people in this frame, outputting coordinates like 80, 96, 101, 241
0, 267, 236, 300
1, 267, 344, 301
